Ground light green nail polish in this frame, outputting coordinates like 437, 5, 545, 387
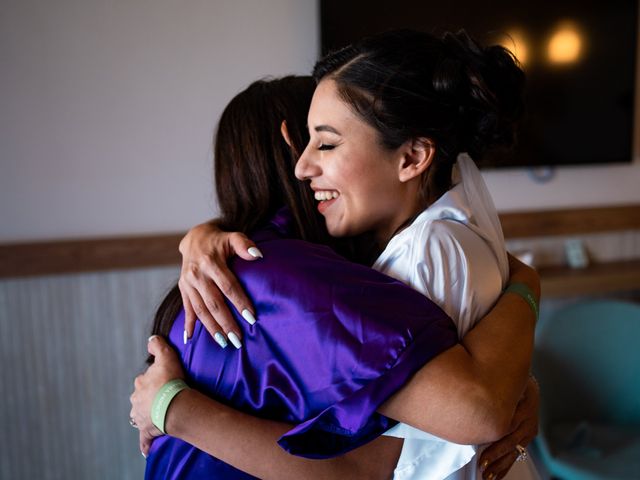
214, 332, 228, 348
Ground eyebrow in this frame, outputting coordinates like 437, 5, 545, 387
314, 125, 341, 135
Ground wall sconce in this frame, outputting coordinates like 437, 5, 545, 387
547, 22, 584, 65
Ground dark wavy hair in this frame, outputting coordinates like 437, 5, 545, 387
313, 29, 525, 205
150, 76, 330, 341
214, 76, 328, 241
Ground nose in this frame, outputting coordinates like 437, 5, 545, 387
295, 142, 320, 181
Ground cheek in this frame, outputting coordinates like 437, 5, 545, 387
336, 150, 386, 187
350, 167, 397, 202
343, 180, 393, 227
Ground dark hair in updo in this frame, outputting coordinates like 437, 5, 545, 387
313, 29, 525, 204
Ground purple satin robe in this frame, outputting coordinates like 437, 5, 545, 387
145, 209, 458, 479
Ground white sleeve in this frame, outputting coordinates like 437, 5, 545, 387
410, 219, 503, 339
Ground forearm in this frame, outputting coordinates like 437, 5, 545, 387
165, 388, 397, 480
380, 256, 539, 444
379, 344, 514, 444
459, 255, 539, 418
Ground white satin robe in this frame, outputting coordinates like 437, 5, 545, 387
373, 154, 539, 480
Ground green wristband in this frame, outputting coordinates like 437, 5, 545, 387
505, 282, 539, 320
151, 379, 190, 434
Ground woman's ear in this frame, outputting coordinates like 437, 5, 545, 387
398, 137, 435, 182
280, 120, 292, 147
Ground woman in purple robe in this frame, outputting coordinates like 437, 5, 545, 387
130, 69, 539, 479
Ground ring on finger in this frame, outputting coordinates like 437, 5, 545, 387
515, 444, 527, 462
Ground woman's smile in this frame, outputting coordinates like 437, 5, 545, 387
312, 189, 340, 213
313, 189, 339, 201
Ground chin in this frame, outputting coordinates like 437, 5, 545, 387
325, 221, 350, 238
326, 226, 347, 238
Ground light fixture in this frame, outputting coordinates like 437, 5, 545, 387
548, 22, 583, 64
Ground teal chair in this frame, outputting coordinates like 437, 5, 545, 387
533, 300, 640, 479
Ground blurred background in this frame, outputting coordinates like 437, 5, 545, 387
1, 1, 639, 478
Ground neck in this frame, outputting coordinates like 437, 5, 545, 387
375, 196, 428, 250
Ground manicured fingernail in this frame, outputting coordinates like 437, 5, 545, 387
480, 460, 489, 472
247, 247, 263, 258
183, 329, 188, 345
141, 451, 147, 459
214, 332, 228, 348
228, 332, 242, 349
241, 309, 256, 325
148, 335, 160, 343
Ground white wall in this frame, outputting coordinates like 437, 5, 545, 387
0, 0, 319, 242
484, 161, 640, 212
1, 0, 638, 242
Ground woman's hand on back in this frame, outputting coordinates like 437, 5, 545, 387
178, 221, 263, 344
129, 335, 186, 456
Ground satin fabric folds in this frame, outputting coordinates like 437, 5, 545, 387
145, 209, 458, 479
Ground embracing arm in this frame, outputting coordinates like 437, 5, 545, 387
133, 336, 401, 480
379, 254, 539, 444
132, 261, 537, 478
175, 224, 539, 444
168, 390, 401, 480
131, 256, 539, 478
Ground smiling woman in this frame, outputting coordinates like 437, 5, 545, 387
131, 29, 541, 480
132, 75, 461, 480
296, 78, 434, 244
291, 30, 532, 479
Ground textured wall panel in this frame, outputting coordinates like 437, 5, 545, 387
0, 266, 179, 479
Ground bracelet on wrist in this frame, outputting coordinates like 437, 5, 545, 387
504, 282, 539, 320
151, 379, 190, 434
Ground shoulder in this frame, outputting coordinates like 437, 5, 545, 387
231, 235, 454, 340
232, 236, 373, 288
415, 218, 503, 282
410, 219, 503, 332
413, 219, 484, 268
234, 236, 419, 311
373, 217, 477, 289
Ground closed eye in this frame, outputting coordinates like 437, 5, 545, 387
318, 143, 335, 151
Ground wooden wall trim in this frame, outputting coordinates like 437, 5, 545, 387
539, 259, 640, 298
1, 204, 639, 278
0, 234, 183, 278
500, 204, 640, 239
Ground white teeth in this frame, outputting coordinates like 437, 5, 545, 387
314, 190, 339, 201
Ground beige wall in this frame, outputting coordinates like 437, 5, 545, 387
0, 0, 319, 242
